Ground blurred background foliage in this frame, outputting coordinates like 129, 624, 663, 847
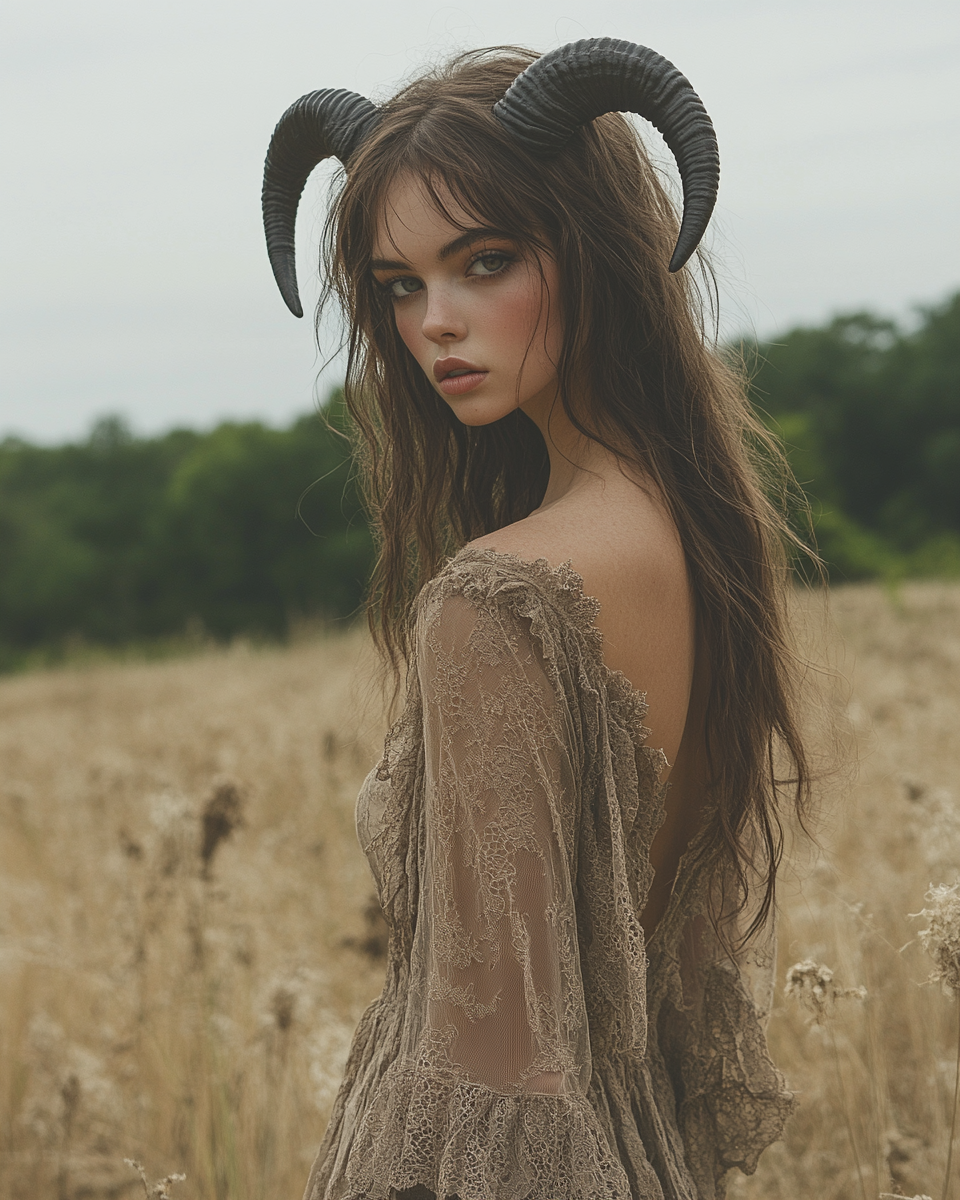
747, 289, 960, 582
1, 291, 958, 670
0, 395, 372, 671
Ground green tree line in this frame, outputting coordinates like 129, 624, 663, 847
748, 290, 960, 579
0, 396, 372, 670
1, 291, 958, 668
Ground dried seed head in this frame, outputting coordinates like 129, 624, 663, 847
913, 882, 960, 995
784, 959, 867, 1023
123, 1160, 186, 1199
270, 985, 296, 1032
124, 1160, 149, 1195
200, 776, 245, 878
151, 1175, 187, 1200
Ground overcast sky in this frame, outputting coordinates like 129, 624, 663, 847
1, 0, 958, 443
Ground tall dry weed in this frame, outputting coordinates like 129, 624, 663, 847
0, 631, 388, 1198
730, 583, 960, 1200
2, 584, 960, 1197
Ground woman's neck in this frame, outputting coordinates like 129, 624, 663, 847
522, 389, 635, 511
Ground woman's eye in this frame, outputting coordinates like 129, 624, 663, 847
388, 277, 423, 299
469, 253, 510, 277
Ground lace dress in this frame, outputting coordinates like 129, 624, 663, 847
303, 548, 794, 1200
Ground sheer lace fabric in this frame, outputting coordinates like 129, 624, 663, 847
305, 549, 793, 1200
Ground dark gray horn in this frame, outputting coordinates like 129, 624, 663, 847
493, 38, 719, 273
262, 89, 380, 316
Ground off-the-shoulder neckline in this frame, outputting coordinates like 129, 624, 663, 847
442, 545, 665, 762
450, 544, 601, 628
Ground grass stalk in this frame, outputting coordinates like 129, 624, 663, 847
943, 999, 960, 1200
828, 1023, 870, 1200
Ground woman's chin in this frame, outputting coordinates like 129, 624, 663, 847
442, 395, 521, 427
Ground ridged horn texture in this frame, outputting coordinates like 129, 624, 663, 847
262, 88, 380, 316
493, 38, 720, 272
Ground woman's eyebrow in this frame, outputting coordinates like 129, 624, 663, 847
370, 228, 515, 273
370, 257, 408, 272
438, 228, 515, 260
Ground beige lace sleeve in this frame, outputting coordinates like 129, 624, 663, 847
339, 582, 634, 1200
417, 588, 587, 1097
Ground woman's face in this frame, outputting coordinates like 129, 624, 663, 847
371, 173, 563, 427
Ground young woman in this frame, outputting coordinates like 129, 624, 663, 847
262, 39, 809, 1200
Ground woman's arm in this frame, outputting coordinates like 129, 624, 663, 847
418, 587, 589, 1098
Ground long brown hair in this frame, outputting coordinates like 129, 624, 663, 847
321, 46, 813, 941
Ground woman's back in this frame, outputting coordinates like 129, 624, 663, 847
471, 453, 709, 934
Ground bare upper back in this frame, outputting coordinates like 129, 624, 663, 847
469, 469, 709, 933
469, 472, 695, 774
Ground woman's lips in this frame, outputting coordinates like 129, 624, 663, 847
433, 358, 488, 396
438, 370, 488, 396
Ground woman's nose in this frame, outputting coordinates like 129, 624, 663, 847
420, 287, 467, 344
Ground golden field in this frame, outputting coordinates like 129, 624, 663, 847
2, 583, 960, 1199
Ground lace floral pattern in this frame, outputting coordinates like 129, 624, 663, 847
304, 549, 793, 1200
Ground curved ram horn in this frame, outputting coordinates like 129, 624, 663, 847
494, 38, 719, 272
262, 89, 380, 316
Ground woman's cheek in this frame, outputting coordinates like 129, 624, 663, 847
505, 272, 552, 345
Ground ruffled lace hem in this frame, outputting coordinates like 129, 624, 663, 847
678, 968, 796, 1184
339, 1057, 635, 1200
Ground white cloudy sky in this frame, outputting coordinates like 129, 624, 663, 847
1, 0, 958, 443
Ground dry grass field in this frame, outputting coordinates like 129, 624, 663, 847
2, 582, 960, 1200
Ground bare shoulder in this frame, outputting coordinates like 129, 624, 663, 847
468, 479, 689, 620
468, 479, 694, 764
